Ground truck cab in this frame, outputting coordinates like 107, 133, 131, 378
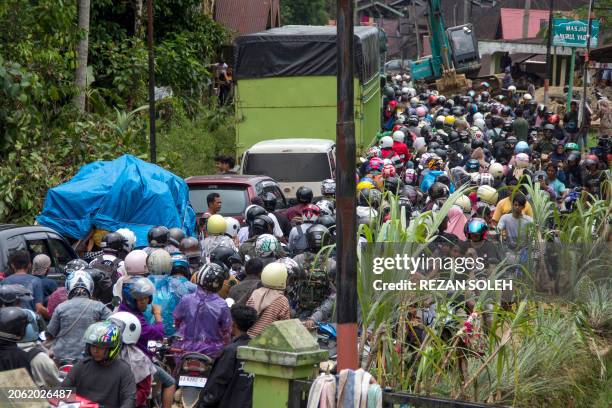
240, 139, 335, 202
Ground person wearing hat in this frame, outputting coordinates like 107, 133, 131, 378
31, 254, 57, 305
246, 262, 290, 337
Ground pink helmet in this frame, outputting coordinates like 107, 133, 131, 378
366, 146, 381, 159
124, 249, 148, 275
416, 106, 427, 117
404, 169, 418, 185
381, 164, 396, 178
369, 157, 384, 168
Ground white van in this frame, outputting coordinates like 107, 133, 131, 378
240, 139, 336, 202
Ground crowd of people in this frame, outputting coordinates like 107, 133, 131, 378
0, 73, 610, 408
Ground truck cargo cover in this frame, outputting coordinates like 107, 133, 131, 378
234, 25, 380, 83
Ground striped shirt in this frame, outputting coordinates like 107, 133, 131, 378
246, 295, 291, 338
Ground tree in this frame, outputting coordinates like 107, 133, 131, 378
74, 0, 91, 112
281, 0, 329, 26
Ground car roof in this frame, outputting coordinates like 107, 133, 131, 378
184, 174, 275, 184
246, 138, 335, 154
0, 224, 64, 236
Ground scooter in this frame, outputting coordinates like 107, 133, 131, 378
175, 352, 214, 408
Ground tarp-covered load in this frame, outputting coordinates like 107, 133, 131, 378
234, 25, 380, 83
37, 155, 196, 247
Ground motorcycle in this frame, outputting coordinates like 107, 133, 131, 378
148, 339, 214, 408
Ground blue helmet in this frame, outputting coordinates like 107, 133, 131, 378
514, 141, 530, 154
22, 309, 42, 343
121, 276, 155, 310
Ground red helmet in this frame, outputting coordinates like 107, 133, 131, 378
388, 100, 398, 109
302, 204, 320, 222
392, 124, 402, 132
381, 164, 396, 178
548, 114, 560, 125
428, 95, 438, 105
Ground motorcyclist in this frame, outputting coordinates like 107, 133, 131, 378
202, 214, 237, 260
392, 130, 411, 164
180, 236, 203, 273
18, 309, 60, 387
0, 307, 32, 373
254, 233, 282, 267
173, 263, 232, 358
288, 204, 320, 256
292, 224, 336, 318
62, 321, 136, 408
143, 226, 170, 255
46, 270, 111, 364
118, 275, 176, 408
286, 186, 314, 222
262, 193, 289, 241
109, 311, 156, 408
238, 204, 267, 243
246, 262, 291, 337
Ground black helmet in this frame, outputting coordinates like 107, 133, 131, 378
358, 189, 381, 209
398, 196, 413, 215
168, 228, 185, 247
400, 185, 420, 205
251, 214, 273, 236
83, 267, 113, 304
383, 86, 395, 98
179, 237, 200, 258
245, 205, 267, 225
210, 246, 241, 270
193, 263, 229, 292
505, 136, 518, 148
0, 284, 33, 307
452, 106, 463, 117
480, 91, 490, 101
503, 122, 513, 133
262, 192, 277, 212
148, 226, 169, 247
317, 214, 336, 229
435, 174, 451, 187
429, 182, 449, 200
501, 106, 512, 117
306, 224, 331, 252
448, 130, 461, 144
408, 116, 419, 126
0, 307, 29, 342
471, 139, 485, 150
384, 176, 401, 193
296, 186, 313, 204
434, 148, 448, 161
458, 130, 470, 143
101, 232, 126, 252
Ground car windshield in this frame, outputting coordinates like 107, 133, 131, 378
188, 185, 248, 216
244, 153, 331, 182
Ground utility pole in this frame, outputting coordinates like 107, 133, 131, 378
544, 0, 554, 104
336, 0, 358, 371
580, 0, 595, 128
411, 0, 421, 58
147, 0, 156, 164
463, 0, 470, 24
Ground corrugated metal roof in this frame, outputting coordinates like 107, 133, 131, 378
500, 8, 550, 40
214, 0, 280, 36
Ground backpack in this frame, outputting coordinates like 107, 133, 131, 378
89, 255, 122, 285
291, 225, 309, 256
295, 252, 331, 316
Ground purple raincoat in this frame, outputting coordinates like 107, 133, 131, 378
118, 303, 164, 358
172, 288, 231, 359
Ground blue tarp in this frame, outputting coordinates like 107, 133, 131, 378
37, 155, 196, 247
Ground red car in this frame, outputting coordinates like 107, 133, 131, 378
185, 175, 288, 225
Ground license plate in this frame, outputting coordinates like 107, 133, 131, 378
178, 376, 207, 388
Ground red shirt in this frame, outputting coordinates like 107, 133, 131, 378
380, 148, 395, 159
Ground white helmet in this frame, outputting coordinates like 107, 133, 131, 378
315, 200, 335, 216
407, 87, 416, 97
477, 185, 499, 206
409, 97, 419, 106
474, 118, 486, 131
65, 270, 94, 297
261, 262, 288, 290
479, 173, 494, 186
124, 249, 148, 275
454, 195, 472, 214
515, 153, 530, 168
523, 93, 533, 101
489, 162, 504, 179
413, 137, 427, 154
392, 130, 405, 143
356, 206, 378, 225
401, 87, 409, 94
146, 249, 172, 275
473, 112, 484, 121
394, 74, 402, 82
435, 115, 445, 126
255, 234, 280, 258
115, 228, 136, 252
379, 136, 393, 149
508, 85, 516, 92
110, 311, 141, 345
225, 217, 240, 238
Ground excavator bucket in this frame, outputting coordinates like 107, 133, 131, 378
435, 69, 470, 94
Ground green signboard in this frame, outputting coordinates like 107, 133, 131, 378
552, 19, 599, 48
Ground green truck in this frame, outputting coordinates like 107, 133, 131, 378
233, 25, 381, 155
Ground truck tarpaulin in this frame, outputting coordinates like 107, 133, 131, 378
234, 25, 380, 83
37, 154, 196, 247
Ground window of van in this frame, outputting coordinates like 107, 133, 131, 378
189, 185, 248, 216
244, 153, 331, 182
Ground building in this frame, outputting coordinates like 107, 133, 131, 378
214, 0, 281, 37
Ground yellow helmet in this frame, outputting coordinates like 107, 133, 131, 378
206, 214, 227, 235
357, 180, 375, 192
444, 115, 456, 126
477, 185, 499, 206
261, 262, 288, 290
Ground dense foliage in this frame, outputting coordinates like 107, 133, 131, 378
0, 0, 230, 224
280, 0, 332, 26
